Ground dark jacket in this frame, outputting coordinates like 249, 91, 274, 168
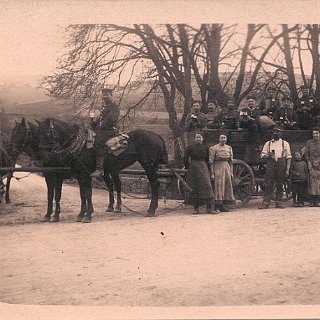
290, 160, 308, 181
260, 98, 280, 117
240, 107, 261, 120
273, 107, 298, 124
97, 101, 120, 130
185, 112, 206, 132
204, 107, 223, 129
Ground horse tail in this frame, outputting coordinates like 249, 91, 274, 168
158, 134, 168, 164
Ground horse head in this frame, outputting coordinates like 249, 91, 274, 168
10, 118, 38, 158
38, 118, 78, 149
37, 118, 63, 149
10, 118, 30, 156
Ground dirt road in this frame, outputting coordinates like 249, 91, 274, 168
1, 172, 320, 307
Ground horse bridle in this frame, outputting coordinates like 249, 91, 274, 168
12, 122, 32, 155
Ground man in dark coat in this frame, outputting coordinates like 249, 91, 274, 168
221, 99, 238, 130
91, 88, 120, 177
184, 101, 206, 133
239, 96, 261, 142
260, 87, 280, 118
93, 88, 120, 135
273, 95, 299, 129
204, 100, 223, 129
295, 85, 320, 130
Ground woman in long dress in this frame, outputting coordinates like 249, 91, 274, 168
304, 127, 320, 206
183, 132, 216, 214
209, 134, 235, 212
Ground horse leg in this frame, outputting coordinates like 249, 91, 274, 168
0, 176, 4, 204
42, 176, 54, 222
82, 176, 93, 223
51, 177, 63, 222
76, 179, 87, 222
103, 173, 115, 212
111, 173, 122, 213
143, 164, 160, 217
5, 173, 12, 204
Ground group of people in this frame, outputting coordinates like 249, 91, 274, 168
85, 87, 320, 212
259, 126, 320, 208
185, 86, 320, 138
183, 125, 320, 213
183, 132, 235, 214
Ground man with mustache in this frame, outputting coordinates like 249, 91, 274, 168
259, 126, 292, 209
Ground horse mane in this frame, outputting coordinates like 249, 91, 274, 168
37, 118, 80, 148
46, 117, 79, 137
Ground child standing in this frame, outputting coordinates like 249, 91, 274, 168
290, 151, 308, 207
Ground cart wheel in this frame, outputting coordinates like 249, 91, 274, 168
232, 159, 255, 207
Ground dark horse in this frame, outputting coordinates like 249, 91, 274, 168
0, 142, 16, 204
100, 129, 168, 216
10, 118, 96, 223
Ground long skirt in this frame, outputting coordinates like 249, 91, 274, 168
184, 160, 214, 206
308, 169, 320, 195
213, 160, 235, 204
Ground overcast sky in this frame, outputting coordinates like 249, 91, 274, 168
0, 0, 319, 79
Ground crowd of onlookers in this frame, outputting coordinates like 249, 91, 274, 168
182, 86, 320, 213
184, 86, 320, 135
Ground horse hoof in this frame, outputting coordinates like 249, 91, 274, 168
50, 215, 60, 223
114, 207, 122, 213
41, 215, 51, 222
82, 216, 92, 223
5, 199, 11, 204
106, 207, 114, 212
76, 215, 85, 222
145, 212, 156, 218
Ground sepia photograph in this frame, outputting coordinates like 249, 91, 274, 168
1, 0, 320, 319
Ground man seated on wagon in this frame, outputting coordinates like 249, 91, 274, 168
273, 95, 299, 130
295, 85, 320, 130
239, 95, 261, 142
204, 99, 222, 129
221, 99, 238, 130
185, 100, 206, 133
260, 86, 280, 118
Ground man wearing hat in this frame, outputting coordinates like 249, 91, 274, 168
239, 95, 261, 142
259, 126, 292, 209
96, 88, 119, 132
295, 85, 319, 130
204, 100, 222, 129
260, 86, 280, 118
184, 100, 206, 133
91, 88, 120, 177
273, 95, 298, 130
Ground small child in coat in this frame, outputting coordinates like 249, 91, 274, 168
290, 151, 308, 207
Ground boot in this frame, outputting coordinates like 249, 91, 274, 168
258, 202, 269, 209
91, 156, 104, 177
275, 202, 285, 209
193, 205, 200, 214
218, 204, 229, 212
91, 168, 104, 178
206, 204, 219, 214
